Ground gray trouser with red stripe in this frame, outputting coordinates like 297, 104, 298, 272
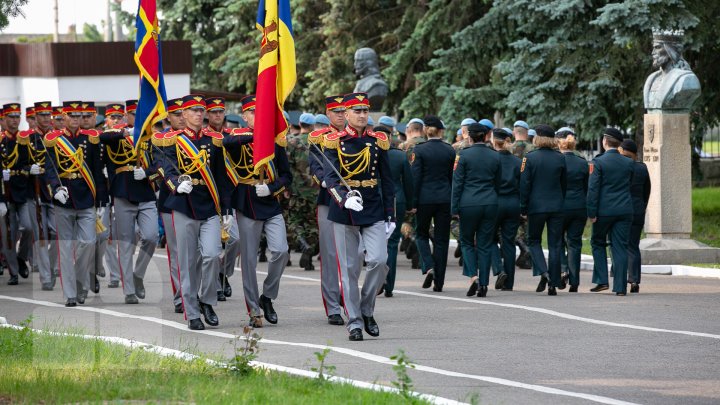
317, 204, 342, 316
55, 206, 96, 300
161, 212, 182, 307
114, 198, 158, 296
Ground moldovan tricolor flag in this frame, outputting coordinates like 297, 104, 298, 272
133, 0, 168, 149
253, 0, 296, 173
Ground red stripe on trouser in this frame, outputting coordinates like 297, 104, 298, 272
332, 225, 348, 318
317, 206, 329, 317
53, 210, 64, 294
161, 215, 177, 295
171, 212, 187, 320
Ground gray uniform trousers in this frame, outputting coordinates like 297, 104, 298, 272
55, 206, 96, 300
237, 213, 288, 317
317, 205, 342, 316
3, 201, 37, 276
0, 213, 16, 277
16, 200, 39, 268
114, 198, 158, 296
161, 212, 182, 306
35, 202, 58, 286
172, 211, 221, 321
333, 221, 388, 332
97, 207, 121, 282
217, 214, 240, 292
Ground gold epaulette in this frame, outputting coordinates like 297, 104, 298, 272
276, 133, 287, 148
152, 130, 179, 147
80, 129, 101, 144
17, 130, 32, 145
368, 130, 389, 150
202, 128, 224, 147
323, 131, 342, 150
228, 127, 254, 136
309, 127, 333, 145
43, 131, 63, 148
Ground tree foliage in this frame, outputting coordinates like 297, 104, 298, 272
0, 0, 28, 31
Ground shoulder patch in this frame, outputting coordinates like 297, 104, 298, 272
410, 152, 415, 165
151, 130, 178, 147
16, 130, 31, 145
520, 157, 527, 172
453, 155, 460, 171
81, 129, 101, 144
367, 130, 389, 150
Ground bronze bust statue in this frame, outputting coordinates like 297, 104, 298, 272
643, 30, 701, 112
353, 48, 388, 111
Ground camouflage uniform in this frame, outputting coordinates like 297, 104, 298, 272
512, 140, 534, 269
286, 132, 319, 270
402, 136, 427, 269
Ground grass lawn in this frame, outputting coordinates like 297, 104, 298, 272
0, 325, 425, 404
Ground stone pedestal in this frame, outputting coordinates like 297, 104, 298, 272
641, 113, 720, 264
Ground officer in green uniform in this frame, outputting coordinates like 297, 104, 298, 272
512, 120, 533, 269
587, 128, 634, 296
401, 118, 425, 270
451, 123, 501, 298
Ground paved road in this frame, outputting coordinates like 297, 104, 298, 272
1, 251, 719, 404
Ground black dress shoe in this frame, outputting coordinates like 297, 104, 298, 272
134, 275, 145, 299
536, 272, 549, 292
219, 274, 232, 297
7, 275, 18, 285
384, 290, 393, 298
362, 315, 379, 337
477, 285, 488, 298
217, 290, 226, 301
569, 285, 578, 293
174, 303, 184, 313
458, 256, 463, 267
259, 295, 278, 324
65, 298, 77, 307
590, 284, 609, 292
199, 302, 219, 326
433, 285, 443, 292
377, 284, 385, 296
422, 271, 434, 289
630, 283, 639, 293
548, 286, 557, 296
77, 289, 87, 304
258, 252, 268, 263
501, 287, 513, 291
466, 280, 478, 296
349, 328, 363, 341
41, 283, 53, 291
125, 294, 139, 304
559, 272, 569, 290
328, 314, 344, 325
495, 272, 508, 290
92, 275, 100, 294
300, 251, 315, 271
454, 245, 462, 258
18, 260, 29, 278
188, 318, 205, 330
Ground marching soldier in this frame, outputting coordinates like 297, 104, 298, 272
308, 95, 346, 324
51, 106, 64, 130
204, 96, 240, 301
25, 107, 36, 129
100, 104, 160, 304
157, 97, 186, 313
44, 101, 108, 306
323, 92, 395, 341
125, 100, 137, 128
153, 94, 229, 330
223, 94, 292, 328
512, 120, 533, 269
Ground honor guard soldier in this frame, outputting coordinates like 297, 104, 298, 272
25, 106, 36, 129
587, 128, 634, 296
51, 106, 64, 130
153, 95, 229, 330
519, 124, 567, 296
125, 100, 138, 128
157, 97, 186, 312
204, 96, 240, 302
223, 94, 292, 328
412, 115, 455, 292
100, 106, 160, 304
1, 103, 33, 285
323, 92, 395, 341
44, 101, 109, 307
308, 95, 347, 325
27, 101, 59, 290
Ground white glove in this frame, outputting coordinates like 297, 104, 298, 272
30, 164, 41, 175
0, 202, 6, 217
222, 214, 234, 228
255, 183, 271, 197
133, 168, 147, 180
2, 169, 10, 181
102, 167, 108, 178
344, 196, 364, 212
54, 187, 69, 204
177, 180, 193, 194
97, 206, 105, 218
321, 180, 327, 188
385, 221, 396, 239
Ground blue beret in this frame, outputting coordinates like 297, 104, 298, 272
226, 114, 242, 124
502, 127, 513, 135
378, 116, 396, 127
528, 129, 537, 137
314, 114, 330, 125
478, 119, 494, 129
513, 120, 529, 129
367, 116, 375, 126
299, 113, 316, 125
408, 118, 424, 126
555, 126, 575, 138
461, 118, 477, 126
283, 111, 290, 120
396, 122, 407, 134
456, 128, 462, 135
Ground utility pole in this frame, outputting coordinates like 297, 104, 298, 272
114, 0, 124, 41
53, 0, 59, 42
104, 0, 113, 41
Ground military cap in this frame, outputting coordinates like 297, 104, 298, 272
528, 129, 537, 137
396, 122, 407, 135
314, 114, 330, 126
34, 101, 53, 115
407, 118, 424, 126
81, 102, 96, 114
456, 128, 462, 136
26, 106, 35, 118
367, 116, 375, 126
467, 123, 491, 135
3, 103, 21, 117
182, 94, 207, 110
299, 112, 316, 125
378, 116, 396, 127
325, 95, 346, 112
534, 124, 555, 138
240, 94, 256, 112
423, 115, 445, 129
502, 127, 513, 136
226, 114, 242, 125
513, 120, 529, 129
343, 92, 370, 110
478, 118, 494, 129
205, 97, 226, 112
105, 103, 125, 116
125, 100, 138, 113
373, 125, 392, 135
461, 118, 477, 127
603, 127, 624, 143
52, 106, 63, 117
621, 139, 638, 154
555, 126, 575, 138
62, 101, 83, 114
167, 98, 184, 113
492, 128, 512, 140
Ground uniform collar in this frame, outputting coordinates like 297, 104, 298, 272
345, 125, 367, 138
183, 127, 200, 139
63, 128, 81, 138
3, 129, 18, 139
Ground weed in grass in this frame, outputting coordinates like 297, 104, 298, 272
227, 326, 261, 376
390, 349, 416, 401
311, 347, 336, 381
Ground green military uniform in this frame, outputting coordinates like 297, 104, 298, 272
512, 139, 534, 268
286, 131, 319, 270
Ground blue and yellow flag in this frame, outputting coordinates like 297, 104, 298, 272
133, 0, 168, 150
